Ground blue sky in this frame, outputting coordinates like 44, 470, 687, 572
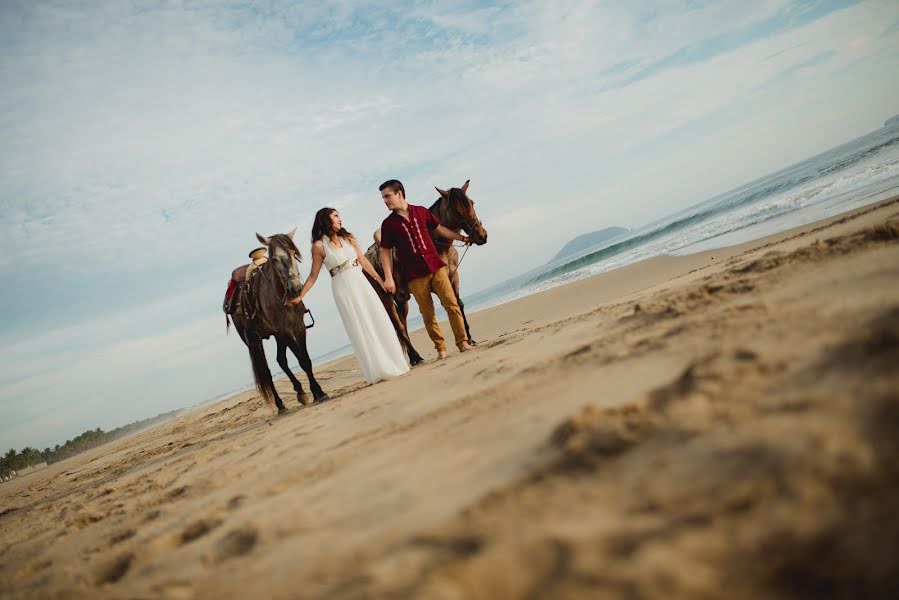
1, 0, 898, 450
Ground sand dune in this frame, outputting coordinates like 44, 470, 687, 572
1, 197, 897, 599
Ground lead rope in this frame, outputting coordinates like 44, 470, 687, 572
449, 242, 471, 279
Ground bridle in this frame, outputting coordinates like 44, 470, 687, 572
441, 194, 484, 278
444, 194, 484, 241
253, 249, 315, 328
459, 214, 484, 238
261, 245, 303, 306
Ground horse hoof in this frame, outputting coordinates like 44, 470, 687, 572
410, 356, 424, 366
314, 393, 330, 402
277, 406, 289, 415
299, 396, 313, 406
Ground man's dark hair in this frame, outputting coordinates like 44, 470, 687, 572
379, 179, 405, 198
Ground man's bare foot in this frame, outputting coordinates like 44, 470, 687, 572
437, 349, 447, 360
459, 342, 472, 352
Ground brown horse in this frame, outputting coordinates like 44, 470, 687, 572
228, 231, 328, 413
430, 180, 488, 342
364, 179, 488, 354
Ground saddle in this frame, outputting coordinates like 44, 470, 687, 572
222, 263, 316, 333
223, 263, 260, 317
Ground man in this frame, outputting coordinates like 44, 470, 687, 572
379, 179, 471, 359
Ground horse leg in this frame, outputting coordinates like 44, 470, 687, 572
287, 335, 329, 402
276, 335, 309, 405
385, 293, 423, 366
395, 297, 423, 364
458, 297, 474, 345
396, 304, 423, 366
449, 268, 475, 345
247, 335, 287, 414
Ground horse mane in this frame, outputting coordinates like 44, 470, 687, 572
269, 233, 303, 262
448, 187, 468, 207
430, 187, 469, 223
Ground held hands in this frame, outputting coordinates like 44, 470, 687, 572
289, 294, 304, 306
382, 277, 396, 294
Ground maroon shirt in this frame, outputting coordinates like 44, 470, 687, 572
380, 204, 446, 281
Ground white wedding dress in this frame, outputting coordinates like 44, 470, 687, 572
322, 238, 410, 384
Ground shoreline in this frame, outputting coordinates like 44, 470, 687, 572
2, 194, 897, 598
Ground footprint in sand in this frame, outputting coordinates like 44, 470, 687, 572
143, 509, 162, 523
204, 526, 259, 566
96, 552, 133, 585
167, 485, 190, 499
227, 495, 246, 510
109, 528, 136, 545
180, 518, 223, 545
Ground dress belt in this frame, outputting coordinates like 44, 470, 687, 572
329, 258, 359, 277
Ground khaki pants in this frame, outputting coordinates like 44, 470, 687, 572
408, 267, 467, 352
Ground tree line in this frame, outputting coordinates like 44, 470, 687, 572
1, 408, 187, 480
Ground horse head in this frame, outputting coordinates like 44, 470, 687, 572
256, 229, 303, 299
435, 180, 488, 245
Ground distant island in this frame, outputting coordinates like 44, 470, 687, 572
551, 226, 628, 263
885, 114, 899, 128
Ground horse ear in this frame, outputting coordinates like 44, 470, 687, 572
436, 187, 450, 199
256, 233, 270, 246
461, 180, 470, 194
287, 228, 296, 240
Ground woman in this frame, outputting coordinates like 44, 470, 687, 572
292, 208, 409, 384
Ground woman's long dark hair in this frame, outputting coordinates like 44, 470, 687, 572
311, 207, 356, 244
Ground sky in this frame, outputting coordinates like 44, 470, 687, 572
2, 0, 898, 451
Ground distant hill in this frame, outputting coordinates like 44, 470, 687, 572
551, 227, 628, 263
885, 114, 899, 128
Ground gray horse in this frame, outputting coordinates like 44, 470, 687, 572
229, 231, 328, 413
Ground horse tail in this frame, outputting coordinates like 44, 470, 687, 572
225, 314, 231, 335
248, 342, 275, 409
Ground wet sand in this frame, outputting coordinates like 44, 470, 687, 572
1, 196, 898, 599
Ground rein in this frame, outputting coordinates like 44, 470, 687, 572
449, 242, 471, 279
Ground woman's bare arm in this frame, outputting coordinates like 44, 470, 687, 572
291, 242, 325, 304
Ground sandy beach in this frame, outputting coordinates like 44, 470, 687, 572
2, 196, 898, 599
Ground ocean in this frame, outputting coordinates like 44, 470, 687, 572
464, 120, 899, 314
309, 120, 899, 367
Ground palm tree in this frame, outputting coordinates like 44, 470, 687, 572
19, 447, 40, 467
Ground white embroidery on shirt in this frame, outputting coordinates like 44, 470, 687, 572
412, 216, 428, 251
397, 208, 432, 260
401, 222, 417, 254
